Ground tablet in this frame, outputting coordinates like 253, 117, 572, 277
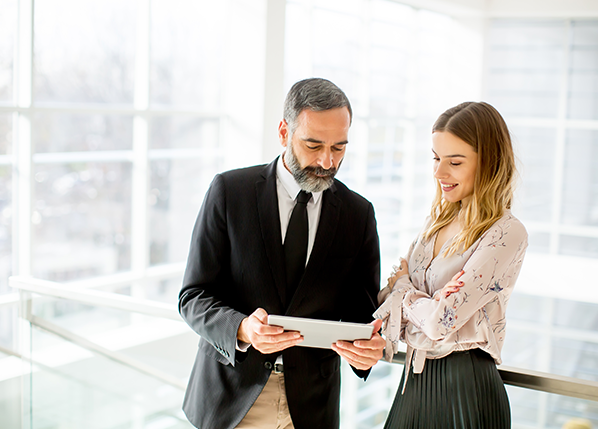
267, 315, 374, 349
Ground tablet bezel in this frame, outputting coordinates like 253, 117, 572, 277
267, 315, 374, 349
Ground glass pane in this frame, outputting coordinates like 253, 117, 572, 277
508, 385, 598, 427
527, 231, 550, 254
144, 276, 183, 304
486, 20, 565, 118
0, 114, 11, 155
559, 235, 598, 258
0, 344, 21, 429
149, 116, 219, 150
149, 158, 221, 266
340, 359, 403, 429
0, 165, 11, 295
503, 293, 552, 369
0, 0, 16, 102
32, 114, 133, 153
511, 126, 556, 223
24, 297, 194, 429
32, 162, 132, 281
311, 8, 362, 96
34, 0, 136, 104
568, 20, 598, 120
150, 0, 226, 108
561, 130, 598, 227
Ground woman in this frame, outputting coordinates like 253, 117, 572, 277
374, 101, 528, 428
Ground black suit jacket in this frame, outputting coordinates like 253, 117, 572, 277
179, 158, 380, 429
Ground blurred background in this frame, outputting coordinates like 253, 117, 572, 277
1, 0, 598, 428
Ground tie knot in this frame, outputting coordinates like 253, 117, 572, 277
296, 191, 311, 205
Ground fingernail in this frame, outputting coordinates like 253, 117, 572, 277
459, 281, 464, 285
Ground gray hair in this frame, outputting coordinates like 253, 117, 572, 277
283, 78, 352, 134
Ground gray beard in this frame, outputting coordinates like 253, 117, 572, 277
284, 144, 337, 193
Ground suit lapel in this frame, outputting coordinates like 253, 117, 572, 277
256, 159, 287, 309
286, 183, 341, 315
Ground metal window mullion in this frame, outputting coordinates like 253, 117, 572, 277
261, 0, 287, 162
14, 1, 34, 427
401, 5, 420, 240
549, 19, 572, 255
351, 0, 370, 194
14, 0, 34, 279
131, 0, 151, 293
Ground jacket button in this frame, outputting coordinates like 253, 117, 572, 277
264, 362, 272, 370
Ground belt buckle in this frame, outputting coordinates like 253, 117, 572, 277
273, 363, 284, 374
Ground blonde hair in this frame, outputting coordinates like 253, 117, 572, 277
424, 102, 516, 256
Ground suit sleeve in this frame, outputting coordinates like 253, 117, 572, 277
178, 174, 247, 366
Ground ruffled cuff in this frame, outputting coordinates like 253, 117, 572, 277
373, 276, 412, 362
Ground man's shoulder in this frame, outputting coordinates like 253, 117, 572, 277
219, 163, 268, 180
212, 163, 273, 190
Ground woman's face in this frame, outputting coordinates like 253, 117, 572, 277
432, 131, 478, 207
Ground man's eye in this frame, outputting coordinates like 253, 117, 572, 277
433, 157, 440, 161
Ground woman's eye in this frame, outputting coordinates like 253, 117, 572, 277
433, 157, 439, 161
450, 162, 461, 166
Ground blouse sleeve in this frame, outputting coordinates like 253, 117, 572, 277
373, 239, 418, 361
402, 216, 528, 342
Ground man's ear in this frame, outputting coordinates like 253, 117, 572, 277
278, 120, 289, 148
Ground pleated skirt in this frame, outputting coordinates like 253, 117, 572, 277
384, 348, 510, 429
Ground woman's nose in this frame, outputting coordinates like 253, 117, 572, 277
434, 162, 447, 179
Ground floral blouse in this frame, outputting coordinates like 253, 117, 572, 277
374, 210, 528, 377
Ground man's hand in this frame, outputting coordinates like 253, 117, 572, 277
331, 319, 385, 370
237, 308, 303, 354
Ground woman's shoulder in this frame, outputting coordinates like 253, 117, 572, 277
498, 210, 527, 234
483, 210, 528, 243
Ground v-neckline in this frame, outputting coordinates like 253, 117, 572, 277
430, 231, 456, 264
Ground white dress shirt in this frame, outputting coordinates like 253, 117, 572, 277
237, 155, 324, 354
276, 154, 323, 260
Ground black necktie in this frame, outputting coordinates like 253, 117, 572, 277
284, 191, 311, 302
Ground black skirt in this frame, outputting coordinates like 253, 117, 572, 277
384, 348, 510, 429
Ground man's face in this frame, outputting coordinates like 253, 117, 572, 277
279, 107, 350, 193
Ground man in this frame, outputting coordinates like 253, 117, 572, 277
179, 78, 384, 429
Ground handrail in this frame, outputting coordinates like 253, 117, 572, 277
0, 292, 19, 308
10, 275, 598, 402
28, 314, 186, 390
2, 264, 185, 308
390, 353, 598, 402
9, 276, 180, 321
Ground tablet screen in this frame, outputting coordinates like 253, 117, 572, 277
267, 315, 374, 349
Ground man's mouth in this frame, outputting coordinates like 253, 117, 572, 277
307, 167, 336, 178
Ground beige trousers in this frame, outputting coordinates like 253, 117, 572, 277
236, 372, 295, 429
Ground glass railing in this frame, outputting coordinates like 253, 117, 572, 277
8, 274, 598, 429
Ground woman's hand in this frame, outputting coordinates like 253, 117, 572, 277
387, 258, 408, 291
435, 270, 465, 301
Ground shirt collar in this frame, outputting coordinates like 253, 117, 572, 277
276, 154, 323, 203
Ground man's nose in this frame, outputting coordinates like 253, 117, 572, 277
318, 148, 334, 170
